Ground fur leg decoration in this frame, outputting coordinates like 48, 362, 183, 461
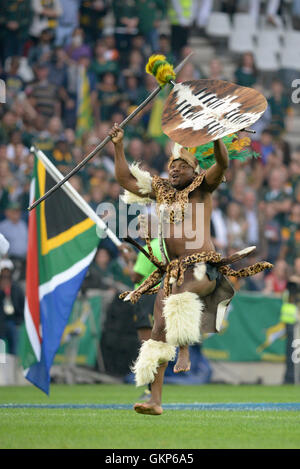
163, 292, 203, 346
132, 339, 176, 387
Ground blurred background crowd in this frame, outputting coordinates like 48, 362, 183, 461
1, 0, 300, 360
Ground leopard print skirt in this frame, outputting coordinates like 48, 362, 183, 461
119, 250, 273, 305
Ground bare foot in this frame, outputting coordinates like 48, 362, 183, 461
133, 402, 163, 415
174, 347, 191, 373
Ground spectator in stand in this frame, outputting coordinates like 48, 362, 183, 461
207, 58, 228, 81
248, 0, 282, 26
79, 0, 109, 44
263, 259, 288, 294
1, 57, 25, 108
0, 0, 33, 61
121, 73, 145, 106
102, 29, 120, 61
28, 28, 53, 66
168, 0, 195, 58
176, 61, 200, 83
263, 167, 292, 226
261, 202, 282, 264
279, 203, 300, 266
234, 52, 257, 88
112, 0, 139, 60
0, 259, 24, 355
6, 130, 30, 178
90, 40, 119, 82
194, 0, 213, 29
127, 138, 144, 164
27, 62, 60, 119
88, 182, 108, 212
84, 247, 132, 293
123, 106, 147, 141
136, 0, 166, 53
97, 72, 122, 122
0, 202, 28, 261
156, 34, 176, 64
55, 0, 80, 46
226, 201, 248, 250
268, 79, 294, 137
252, 129, 275, 166
30, 0, 62, 41
123, 49, 145, 81
48, 47, 69, 89
65, 28, 92, 62
52, 134, 73, 169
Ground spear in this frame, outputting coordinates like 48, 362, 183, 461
28, 53, 193, 211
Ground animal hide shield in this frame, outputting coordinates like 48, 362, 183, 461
162, 79, 267, 147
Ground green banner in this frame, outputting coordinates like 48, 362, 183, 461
54, 294, 102, 367
202, 293, 286, 362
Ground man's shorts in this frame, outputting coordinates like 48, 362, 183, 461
133, 294, 155, 330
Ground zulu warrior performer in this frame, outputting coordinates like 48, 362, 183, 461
27, 54, 271, 411
109, 122, 273, 416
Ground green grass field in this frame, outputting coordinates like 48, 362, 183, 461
1, 384, 300, 449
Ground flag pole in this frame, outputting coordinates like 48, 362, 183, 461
28, 53, 193, 211
33, 148, 122, 247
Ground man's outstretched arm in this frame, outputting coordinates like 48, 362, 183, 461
202, 139, 229, 192
109, 123, 155, 198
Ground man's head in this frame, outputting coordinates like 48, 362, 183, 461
128, 138, 144, 161
5, 202, 22, 224
0, 259, 14, 280
268, 167, 285, 191
95, 248, 111, 269
168, 143, 200, 189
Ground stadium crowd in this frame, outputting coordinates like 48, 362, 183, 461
0, 0, 300, 356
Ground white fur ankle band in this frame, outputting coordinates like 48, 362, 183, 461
162, 292, 203, 346
132, 339, 176, 387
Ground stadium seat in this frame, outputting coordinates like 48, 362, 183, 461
279, 47, 300, 71
283, 30, 300, 48
256, 30, 282, 53
205, 12, 231, 38
254, 47, 280, 72
229, 30, 255, 54
232, 13, 257, 36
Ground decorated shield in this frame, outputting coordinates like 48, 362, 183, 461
162, 79, 267, 147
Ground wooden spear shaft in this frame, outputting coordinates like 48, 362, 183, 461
28, 53, 193, 211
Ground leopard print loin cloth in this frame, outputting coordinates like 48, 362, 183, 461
119, 249, 273, 305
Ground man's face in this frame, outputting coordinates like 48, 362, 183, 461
5, 208, 21, 223
169, 159, 195, 189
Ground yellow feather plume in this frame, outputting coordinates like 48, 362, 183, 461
155, 63, 176, 86
145, 54, 166, 75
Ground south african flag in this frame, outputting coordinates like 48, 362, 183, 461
21, 150, 99, 394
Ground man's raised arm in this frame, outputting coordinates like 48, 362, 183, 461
109, 123, 155, 199
202, 139, 229, 192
